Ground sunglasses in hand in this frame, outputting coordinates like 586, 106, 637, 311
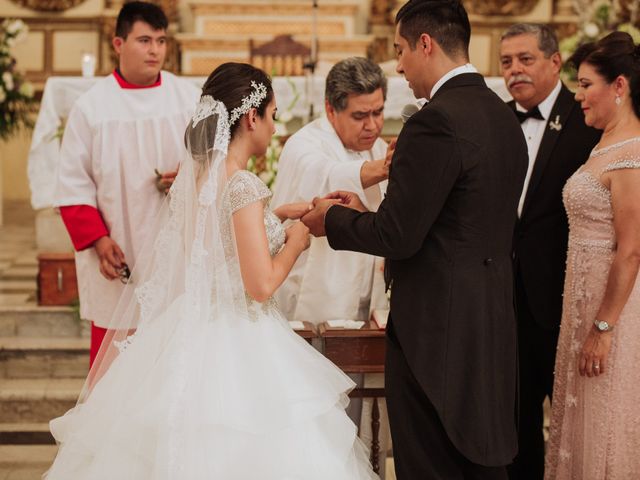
118, 264, 131, 284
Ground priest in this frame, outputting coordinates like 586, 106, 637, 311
272, 57, 393, 326
271, 57, 393, 475
54, 1, 200, 366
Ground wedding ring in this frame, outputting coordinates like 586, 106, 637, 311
594, 364, 600, 369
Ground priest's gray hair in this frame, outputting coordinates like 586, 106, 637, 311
325, 57, 387, 112
501, 23, 559, 59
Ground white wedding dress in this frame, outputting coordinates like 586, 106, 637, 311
45, 95, 379, 479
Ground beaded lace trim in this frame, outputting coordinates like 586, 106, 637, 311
591, 136, 640, 157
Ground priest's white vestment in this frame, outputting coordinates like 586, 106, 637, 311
55, 72, 200, 327
272, 116, 389, 325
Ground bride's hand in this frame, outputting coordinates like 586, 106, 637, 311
273, 202, 313, 221
285, 221, 310, 252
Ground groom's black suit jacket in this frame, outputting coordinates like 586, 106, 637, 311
510, 84, 601, 329
325, 73, 528, 466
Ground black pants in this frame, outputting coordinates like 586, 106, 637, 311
507, 280, 559, 480
385, 321, 508, 480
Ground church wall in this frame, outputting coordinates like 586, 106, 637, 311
0, 0, 103, 17
0, 0, 577, 212
0, 130, 31, 202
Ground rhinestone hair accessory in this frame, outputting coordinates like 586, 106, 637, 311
229, 81, 268, 126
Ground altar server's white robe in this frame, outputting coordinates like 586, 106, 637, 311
55, 72, 200, 327
272, 117, 389, 325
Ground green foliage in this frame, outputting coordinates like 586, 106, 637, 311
560, 1, 640, 80
0, 19, 35, 141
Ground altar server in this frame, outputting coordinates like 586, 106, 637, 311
55, 1, 200, 365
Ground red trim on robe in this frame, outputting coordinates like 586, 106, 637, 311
90, 323, 108, 367
59, 205, 109, 251
112, 69, 162, 89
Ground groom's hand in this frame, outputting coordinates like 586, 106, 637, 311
324, 190, 368, 212
301, 198, 340, 237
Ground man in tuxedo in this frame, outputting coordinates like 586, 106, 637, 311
302, 1, 528, 478
499, 23, 601, 479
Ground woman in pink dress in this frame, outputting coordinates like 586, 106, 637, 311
546, 31, 640, 479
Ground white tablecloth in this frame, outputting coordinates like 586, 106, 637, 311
27, 75, 510, 210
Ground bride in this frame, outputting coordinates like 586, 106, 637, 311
45, 63, 378, 479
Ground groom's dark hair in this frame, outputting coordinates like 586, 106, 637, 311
395, 0, 470, 61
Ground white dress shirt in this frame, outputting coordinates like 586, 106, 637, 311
515, 80, 562, 217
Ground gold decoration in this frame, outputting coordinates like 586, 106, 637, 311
7, 0, 87, 12
463, 0, 539, 16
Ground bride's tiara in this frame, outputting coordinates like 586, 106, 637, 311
229, 81, 268, 126
192, 81, 268, 128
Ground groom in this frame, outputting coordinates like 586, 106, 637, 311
302, 1, 527, 478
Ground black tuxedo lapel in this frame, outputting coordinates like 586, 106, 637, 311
520, 85, 576, 217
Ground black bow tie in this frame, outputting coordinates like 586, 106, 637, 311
515, 106, 544, 123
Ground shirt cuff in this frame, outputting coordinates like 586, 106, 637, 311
59, 205, 109, 251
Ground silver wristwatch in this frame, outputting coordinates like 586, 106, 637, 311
594, 319, 614, 332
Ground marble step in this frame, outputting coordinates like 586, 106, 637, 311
0, 337, 89, 379
0, 378, 82, 423
0, 280, 36, 294
0, 423, 53, 445
0, 445, 57, 473
0, 306, 88, 339
190, 0, 360, 37
177, 33, 373, 75
0, 266, 38, 281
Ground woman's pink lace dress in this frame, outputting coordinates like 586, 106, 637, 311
545, 138, 640, 479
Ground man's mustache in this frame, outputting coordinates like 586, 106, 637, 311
508, 75, 533, 87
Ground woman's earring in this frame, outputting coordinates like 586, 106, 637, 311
615, 95, 622, 106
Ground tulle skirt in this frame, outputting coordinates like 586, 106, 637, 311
45, 296, 378, 479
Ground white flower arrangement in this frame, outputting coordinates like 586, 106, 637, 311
560, 1, 640, 78
0, 18, 35, 141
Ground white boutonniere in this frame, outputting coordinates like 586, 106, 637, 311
549, 115, 562, 131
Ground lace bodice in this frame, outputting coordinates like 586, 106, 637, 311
220, 170, 286, 316
222, 170, 285, 255
563, 137, 640, 251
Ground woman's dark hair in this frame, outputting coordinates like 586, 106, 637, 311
185, 63, 274, 160
202, 62, 274, 138
569, 31, 640, 119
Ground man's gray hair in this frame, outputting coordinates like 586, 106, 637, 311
501, 23, 559, 58
325, 57, 387, 112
